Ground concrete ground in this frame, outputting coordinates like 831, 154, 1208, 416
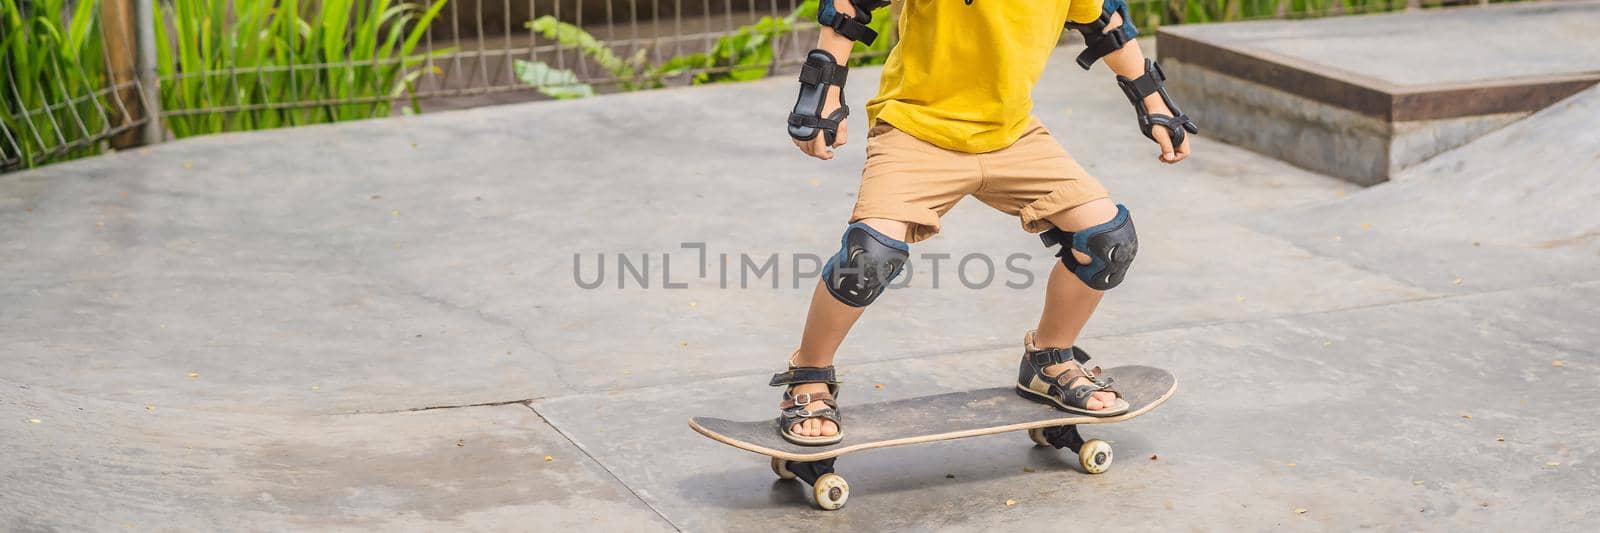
1166, 0, 1600, 87
1159, 0, 1600, 184
2, 47, 1597, 530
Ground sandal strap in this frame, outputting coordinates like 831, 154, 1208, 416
780, 391, 837, 410
783, 406, 841, 425
1028, 345, 1091, 367
1058, 364, 1119, 397
1053, 361, 1105, 385
1066, 383, 1108, 400
770, 366, 838, 387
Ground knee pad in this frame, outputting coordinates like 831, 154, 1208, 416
1040, 204, 1138, 290
823, 223, 909, 307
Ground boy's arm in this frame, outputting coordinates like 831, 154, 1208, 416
789, 1, 889, 160
1067, 1, 1198, 164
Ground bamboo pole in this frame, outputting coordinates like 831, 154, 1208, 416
100, 0, 141, 148
135, 0, 163, 145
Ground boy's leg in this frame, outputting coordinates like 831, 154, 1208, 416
1033, 198, 1120, 411
776, 121, 977, 442
788, 218, 908, 438
970, 119, 1127, 412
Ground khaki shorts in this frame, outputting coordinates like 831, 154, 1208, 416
852, 119, 1109, 243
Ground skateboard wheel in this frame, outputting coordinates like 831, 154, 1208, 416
812, 473, 849, 510
771, 457, 797, 481
1078, 439, 1113, 474
1028, 428, 1050, 447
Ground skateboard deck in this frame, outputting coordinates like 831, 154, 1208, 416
690, 365, 1176, 462
690, 365, 1176, 509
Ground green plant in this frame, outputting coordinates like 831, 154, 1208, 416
672, 13, 795, 85
512, 59, 594, 100
524, 15, 655, 91
513, 14, 659, 99
152, 0, 451, 138
645, 0, 894, 87
1, 0, 109, 169
514, 1, 900, 97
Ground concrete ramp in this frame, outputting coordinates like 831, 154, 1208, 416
1252, 85, 1600, 293
1162, 0, 1600, 184
3, 49, 1598, 530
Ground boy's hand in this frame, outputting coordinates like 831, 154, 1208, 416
1144, 97, 1190, 164
793, 87, 849, 160
1094, 9, 1196, 164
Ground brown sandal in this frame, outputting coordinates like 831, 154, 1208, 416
1015, 331, 1129, 416
770, 365, 844, 446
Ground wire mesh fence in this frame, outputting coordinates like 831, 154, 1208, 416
411, 1, 848, 103
2, 0, 150, 171
2, 0, 1514, 172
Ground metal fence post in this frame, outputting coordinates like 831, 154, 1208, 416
135, 0, 163, 145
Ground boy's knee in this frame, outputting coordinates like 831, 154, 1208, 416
823, 223, 910, 306
1040, 204, 1138, 290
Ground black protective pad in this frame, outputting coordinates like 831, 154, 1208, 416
787, 49, 850, 145
1115, 59, 1199, 147
1065, 0, 1138, 70
1041, 204, 1138, 290
817, 0, 889, 44
822, 223, 908, 307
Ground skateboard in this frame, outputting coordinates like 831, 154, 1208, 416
689, 365, 1176, 510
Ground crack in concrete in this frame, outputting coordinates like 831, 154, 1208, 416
520, 402, 684, 532
349, 398, 537, 415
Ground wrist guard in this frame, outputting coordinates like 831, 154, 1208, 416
1065, 0, 1139, 70
788, 49, 850, 146
818, 0, 891, 44
1116, 60, 1199, 147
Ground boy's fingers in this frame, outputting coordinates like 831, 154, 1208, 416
812, 136, 834, 160
794, 138, 819, 159
1152, 128, 1176, 162
833, 123, 849, 148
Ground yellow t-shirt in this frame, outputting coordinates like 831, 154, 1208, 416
866, 0, 1103, 153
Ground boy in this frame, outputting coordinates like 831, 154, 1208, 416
776, 0, 1195, 445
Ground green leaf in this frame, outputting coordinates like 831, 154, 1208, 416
513, 60, 594, 99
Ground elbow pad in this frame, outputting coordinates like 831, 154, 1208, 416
1065, 0, 1139, 70
818, 0, 892, 44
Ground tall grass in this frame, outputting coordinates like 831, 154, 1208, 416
516, 0, 896, 97
1, 0, 110, 169
152, 0, 451, 138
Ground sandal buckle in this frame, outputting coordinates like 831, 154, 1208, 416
791, 392, 813, 406
1074, 362, 1109, 388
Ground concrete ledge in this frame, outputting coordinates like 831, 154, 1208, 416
1159, 0, 1600, 185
